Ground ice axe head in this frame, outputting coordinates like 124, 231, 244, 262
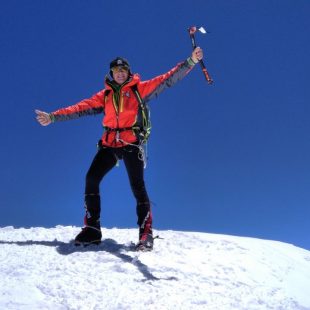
188, 26, 207, 49
188, 26, 207, 35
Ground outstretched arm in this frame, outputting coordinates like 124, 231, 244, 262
35, 90, 105, 125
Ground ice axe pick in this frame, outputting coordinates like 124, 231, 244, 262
188, 26, 213, 85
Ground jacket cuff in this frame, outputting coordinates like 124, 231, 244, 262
49, 113, 55, 123
187, 57, 198, 67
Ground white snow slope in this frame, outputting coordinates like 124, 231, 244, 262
0, 226, 309, 310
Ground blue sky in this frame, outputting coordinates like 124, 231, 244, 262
1, 0, 309, 249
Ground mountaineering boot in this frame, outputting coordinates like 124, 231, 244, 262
136, 229, 153, 251
136, 203, 153, 251
75, 194, 102, 245
74, 226, 102, 245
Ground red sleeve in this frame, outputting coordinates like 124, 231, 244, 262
51, 90, 105, 122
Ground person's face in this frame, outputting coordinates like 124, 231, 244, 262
112, 66, 129, 84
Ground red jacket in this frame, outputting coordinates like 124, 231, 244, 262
51, 58, 196, 147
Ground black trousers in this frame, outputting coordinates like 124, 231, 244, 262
84, 144, 151, 227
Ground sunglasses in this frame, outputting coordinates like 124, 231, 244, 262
111, 66, 129, 73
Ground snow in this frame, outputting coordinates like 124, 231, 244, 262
0, 226, 309, 310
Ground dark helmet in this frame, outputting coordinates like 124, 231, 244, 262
109, 57, 131, 77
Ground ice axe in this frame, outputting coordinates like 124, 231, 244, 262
188, 26, 213, 85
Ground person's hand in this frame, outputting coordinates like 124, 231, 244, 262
191, 47, 203, 64
35, 109, 52, 126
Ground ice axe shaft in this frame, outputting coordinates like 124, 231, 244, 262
188, 26, 213, 85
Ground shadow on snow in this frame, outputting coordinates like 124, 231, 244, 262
0, 239, 177, 282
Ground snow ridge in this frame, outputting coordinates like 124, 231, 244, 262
0, 226, 309, 310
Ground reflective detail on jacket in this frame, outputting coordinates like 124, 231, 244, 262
51, 58, 195, 147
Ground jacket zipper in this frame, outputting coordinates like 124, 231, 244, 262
106, 80, 130, 143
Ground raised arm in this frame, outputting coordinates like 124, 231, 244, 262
138, 47, 203, 102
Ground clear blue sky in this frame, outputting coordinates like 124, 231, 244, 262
1, 0, 309, 249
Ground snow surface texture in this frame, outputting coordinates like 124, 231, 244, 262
0, 226, 309, 310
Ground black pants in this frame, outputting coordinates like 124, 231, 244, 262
84, 144, 151, 227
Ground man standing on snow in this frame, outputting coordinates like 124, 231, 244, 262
36, 47, 203, 250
